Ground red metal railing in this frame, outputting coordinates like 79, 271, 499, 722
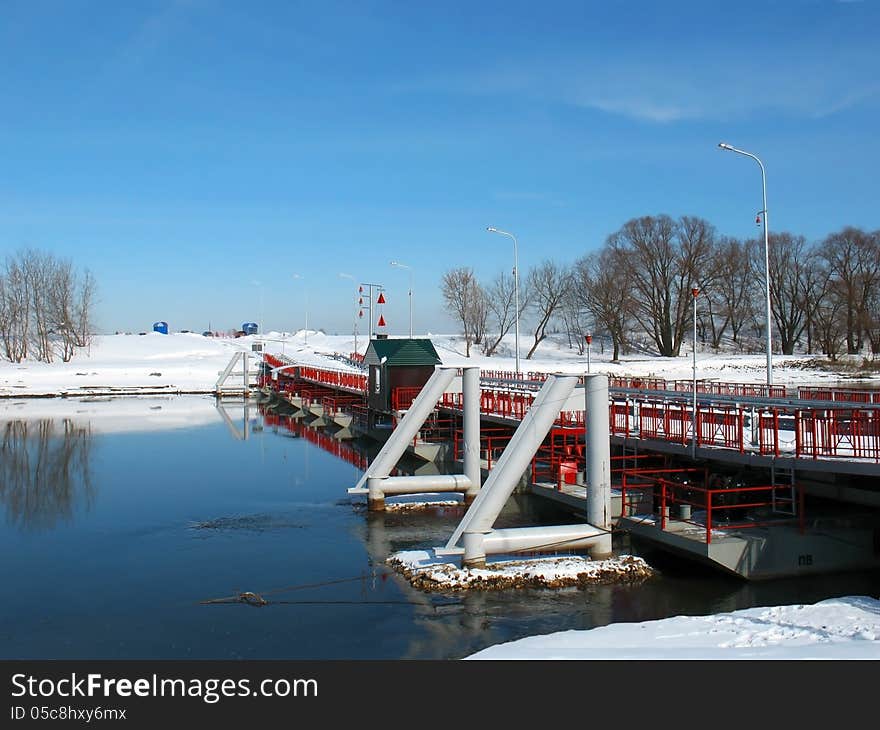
261, 360, 880, 463
297, 365, 368, 393
391, 387, 422, 411
797, 408, 880, 462
453, 426, 516, 470
672, 380, 786, 398
697, 405, 745, 452
610, 376, 669, 390
620, 467, 804, 544
797, 386, 880, 404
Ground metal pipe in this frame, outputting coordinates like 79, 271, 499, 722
368, 474, 472, 496
585, 374, 611, 538
350, 366, 457, 495
449, 374, 579, 551
462, 366, 481, 502
481, 524, 609, 555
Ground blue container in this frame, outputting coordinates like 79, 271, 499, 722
152, 321, 169, 335
242, 322, 259, 335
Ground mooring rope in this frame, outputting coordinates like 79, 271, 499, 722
199, 570, 395, 607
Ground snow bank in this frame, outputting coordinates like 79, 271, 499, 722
0, 332, 255, 396
467, 596, 880, 659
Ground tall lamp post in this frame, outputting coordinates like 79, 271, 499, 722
718, 142, 773, 386
339, 273, 359, 355
486, 226, 521, 375
692, 287, 700, 459
389, 260, 414, 338
292, 274, 309, 346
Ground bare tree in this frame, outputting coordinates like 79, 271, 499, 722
818, 227, 880, 354
471, 283, 489, 349
812, 265, 846, 360
760, 232, 812, 355
608, 215, 715, 357
572, 249, 633, 361
701, 237, 757, 350
440, 267, 482, 357
559, 285, 588, 354
0, 250, 96, 363
482, 270, 529, 356
525, 260, 571, 359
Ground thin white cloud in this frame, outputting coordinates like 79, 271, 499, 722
392, 48, 880, 124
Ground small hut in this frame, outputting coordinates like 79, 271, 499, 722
362, 336, 442, 412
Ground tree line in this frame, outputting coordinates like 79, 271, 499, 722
441, 216, 880, 361
0, 249, 96, 363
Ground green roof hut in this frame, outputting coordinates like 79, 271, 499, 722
362, 336, 442, 412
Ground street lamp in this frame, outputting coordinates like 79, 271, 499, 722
692, 287, 700, 459
585, 333, 592, 374
292, 274, 309, 346
486, 226, 521, 375
339, 273, 359, 355
718, 141, 773, 385
389, 260, 414, 338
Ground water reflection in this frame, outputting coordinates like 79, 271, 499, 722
0, 398, 875, 659
0, 419, 95, 530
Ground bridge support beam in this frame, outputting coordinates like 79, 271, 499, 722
585, 374, 613, 559
462, 366, 481, 505
439, 373, 613, 568
352, 366, 482, 511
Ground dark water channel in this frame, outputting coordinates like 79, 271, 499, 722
1, 396, 877, 659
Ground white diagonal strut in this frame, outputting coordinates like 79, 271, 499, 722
349, 366, 457, 493
445, 374, 578, 549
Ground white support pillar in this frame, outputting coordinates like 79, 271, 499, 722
449, 375, 579, 566
462, 366, 481, 504
585, 374, 613, 558
348, 366, 457, 507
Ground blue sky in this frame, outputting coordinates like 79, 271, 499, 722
1, 0, 878, 336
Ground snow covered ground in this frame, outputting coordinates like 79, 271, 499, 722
467, 596, 880, 659
1, 329, 876, 397
0, 332, 257, 397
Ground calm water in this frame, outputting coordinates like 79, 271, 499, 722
1, 396, 877, 659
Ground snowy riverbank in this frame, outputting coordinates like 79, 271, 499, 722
467, 596, 880, 659
1, 330, 877, 397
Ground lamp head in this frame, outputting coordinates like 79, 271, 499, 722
486, 226, 498, 233
718, 142, 733, 151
